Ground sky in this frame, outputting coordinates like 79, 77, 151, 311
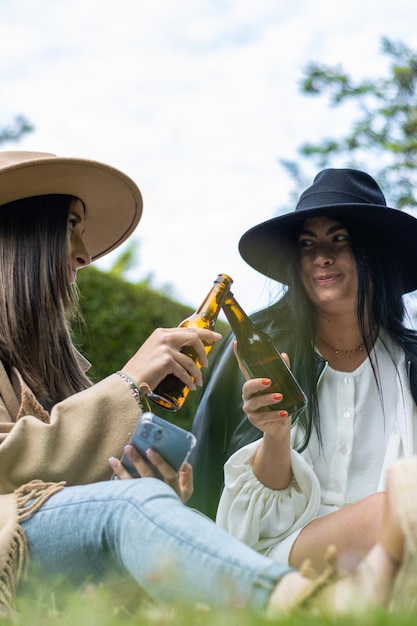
1, 0, 416, 316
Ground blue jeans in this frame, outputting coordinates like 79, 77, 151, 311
21, 478, 291, 611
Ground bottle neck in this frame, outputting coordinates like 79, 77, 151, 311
194, 276, 233, 319
222, 293, 250, 326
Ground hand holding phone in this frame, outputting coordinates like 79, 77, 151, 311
121, 412, 196, 479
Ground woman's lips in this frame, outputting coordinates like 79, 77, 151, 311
69, 266, 77, 283
314, 273, 341, 285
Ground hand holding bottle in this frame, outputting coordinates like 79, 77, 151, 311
239, 359, 294, 491
234, 340, 292, 427
221, 291, 303, 491
241, 374, 292, 425
122, 326, 222, 394
222, 292, 307, 424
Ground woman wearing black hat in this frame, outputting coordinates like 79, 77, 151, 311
190, 168, 417, 576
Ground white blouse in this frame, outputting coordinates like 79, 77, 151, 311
216, 333, 417, 564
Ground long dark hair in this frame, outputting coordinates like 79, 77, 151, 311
0, 194, 91, 406
266, 216, 417, 451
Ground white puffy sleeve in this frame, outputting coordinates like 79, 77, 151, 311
216, 440, 321, 560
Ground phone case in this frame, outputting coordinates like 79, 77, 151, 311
121, 412, 196, 479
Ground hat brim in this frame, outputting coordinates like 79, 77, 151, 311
239, 202, 417, 293
0, 154, 143, 261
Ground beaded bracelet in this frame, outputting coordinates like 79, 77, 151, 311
116, 371, 152, 411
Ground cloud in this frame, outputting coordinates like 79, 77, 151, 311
0, 0, 416, 310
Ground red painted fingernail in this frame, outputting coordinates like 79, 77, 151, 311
272, 393, 282, 400
279, 410, 288, 417
262, 379, 271, 385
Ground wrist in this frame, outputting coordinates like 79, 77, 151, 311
262, 424, 291, 445
116, 371, 152, 411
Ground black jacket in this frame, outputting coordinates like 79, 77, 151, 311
188, 313, 417, 520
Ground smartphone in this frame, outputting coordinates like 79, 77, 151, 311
121, 412, 197, 479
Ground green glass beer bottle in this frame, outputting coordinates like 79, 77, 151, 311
222, 291, 307, 423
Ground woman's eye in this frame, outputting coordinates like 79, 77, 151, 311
298, 239, 313, 248
68, 215, 80, 232
334, 233, 349, 242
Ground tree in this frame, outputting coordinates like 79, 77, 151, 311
281, 37, 417, 209
0, 115, 33, 144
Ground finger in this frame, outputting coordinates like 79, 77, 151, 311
242, 377, 273, 400
146, 449, 177, 481
123, 443, 156, 478
180, 328, 222, 368
144, 451, 195, 503
242, 378, 285, 414
171, 351, 201, 389
243, 393, 284, 415
154, 328, 219, 389
108, 455, 136, 481
178, 462, 194, 503
121, 327, 222, 392
281, 352, 291, 368
169, 349, 210, 389
232, 340, 251, 379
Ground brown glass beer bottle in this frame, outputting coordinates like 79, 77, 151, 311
147, 274, 233, 411
222, 292, 307, 423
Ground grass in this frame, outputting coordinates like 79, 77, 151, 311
3, 580, 417, 626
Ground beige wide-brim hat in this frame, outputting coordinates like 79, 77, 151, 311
0, 151, 143, 261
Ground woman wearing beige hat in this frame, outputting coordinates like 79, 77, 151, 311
191, 169, 417, 583
0, 153, 416, 619
0, 150, 277, 615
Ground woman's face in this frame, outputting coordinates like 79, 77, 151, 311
68, 199, 91, 284
298, 216, 358, 315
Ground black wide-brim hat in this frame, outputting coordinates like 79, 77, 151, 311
239, 168, 417, 294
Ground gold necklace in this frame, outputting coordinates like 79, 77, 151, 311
318, 336, 365, 358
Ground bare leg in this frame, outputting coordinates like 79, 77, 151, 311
380, 458, 417, 614
289, 492, 386, 571
268, 481, 403, 616
268, 543, 398, 616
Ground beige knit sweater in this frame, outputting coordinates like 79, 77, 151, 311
0, 360, 141, 616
